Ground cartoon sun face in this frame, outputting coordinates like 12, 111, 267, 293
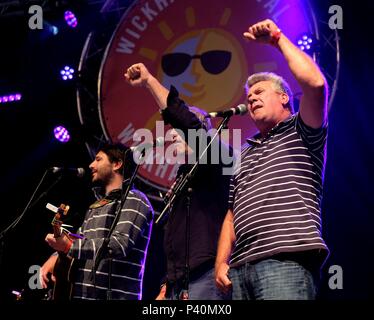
158, 28, 248, 111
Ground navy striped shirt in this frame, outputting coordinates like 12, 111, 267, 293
68, 188, 154, 300
229, 113, 329, 268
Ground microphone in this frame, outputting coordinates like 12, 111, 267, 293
205, 104, 247, 118
130, 136, 165, 152
51, 167, 85, 178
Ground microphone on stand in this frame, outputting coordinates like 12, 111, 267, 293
205, 104, 247, 118
130, 136, 165, 153
50, 167, 85, 178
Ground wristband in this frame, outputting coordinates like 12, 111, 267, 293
270, 28, 282, 45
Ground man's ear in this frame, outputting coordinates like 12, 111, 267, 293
280, 92, 290, 107
113, 160, 123, 172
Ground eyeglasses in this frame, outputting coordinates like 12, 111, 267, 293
161, 50, 232, 77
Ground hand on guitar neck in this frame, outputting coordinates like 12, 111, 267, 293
45, 203, 74, 254
43, 203, 79, 300
45, 233, 73, 253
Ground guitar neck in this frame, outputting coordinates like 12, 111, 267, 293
52, 216, 62, 238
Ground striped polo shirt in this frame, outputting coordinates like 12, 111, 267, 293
229, 113, 329, 268
68, 188, 154, 300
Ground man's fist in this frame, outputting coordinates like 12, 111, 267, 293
243, 19, 281, 45
124, 63, 152, 87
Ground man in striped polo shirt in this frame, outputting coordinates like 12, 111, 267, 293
42, 143, 154, 299
215, 19, 329, 300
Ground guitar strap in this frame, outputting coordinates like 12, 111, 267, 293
89, 188, 126, 209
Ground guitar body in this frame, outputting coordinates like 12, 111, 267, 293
52, 253, 75, 300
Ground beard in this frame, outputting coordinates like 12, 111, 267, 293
91, 169, 112, 188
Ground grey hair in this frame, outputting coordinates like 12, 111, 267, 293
245, 72, 294, 113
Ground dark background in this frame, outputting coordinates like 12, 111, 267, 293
0, 0, 373, 301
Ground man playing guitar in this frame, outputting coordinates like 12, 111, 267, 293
40, 143, 154, 300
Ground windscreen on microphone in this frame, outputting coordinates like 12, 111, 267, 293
130, 136, 165, 152
235, 104, 248, 115
206, 104, 248, 118
51, 167, 85, 178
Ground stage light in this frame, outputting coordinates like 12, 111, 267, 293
54, 126, 70, 143
49, 25, 59, 35
60, 66, 75, 80
297, 34, 313, 52
43, 21, 59, 35
64, 11, 78, 28
0, 93, 22, 104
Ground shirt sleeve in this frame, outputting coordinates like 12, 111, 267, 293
109, 190, 153, 259
161, 85, 205, 132
228, 175, 236, 210
295, 112, 328, 153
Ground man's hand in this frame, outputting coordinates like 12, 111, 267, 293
40, 254, 58, 289
125, 62, 169, 110
45, 233, 72, 253
243, 19, 281, 45
215, 262, 232, 294
124, 63, 153, 87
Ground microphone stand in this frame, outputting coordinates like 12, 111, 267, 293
0, 169, 62, 289
179, 187, 192, 300
156, 114, 232, 224
92, 149, 143, 300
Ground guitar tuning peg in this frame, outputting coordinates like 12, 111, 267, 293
61, 224, 73, 229
59, 204, 70, 215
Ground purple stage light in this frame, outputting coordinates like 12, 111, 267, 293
60, 66, 75, 80
54, 126, 70, 143
64, 11, 78, 28
297, 34, 313, 52
0, 93, 22, 104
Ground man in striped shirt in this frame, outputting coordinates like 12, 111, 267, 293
42, 143, 154, 299
215, 19, 329, 300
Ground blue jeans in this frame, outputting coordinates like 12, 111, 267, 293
167, 267, 231, 300
229, 258, 318, 300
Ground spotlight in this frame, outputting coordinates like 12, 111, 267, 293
297, 34, 314, 52
0, 93, 22, 104
49, 25, 59, 35
44, 21, 59, 35
60, 66, 75, 80
54, 126, 70, 143
64, 11, 78, 28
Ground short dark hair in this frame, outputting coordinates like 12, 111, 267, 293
98, 142, 136, 179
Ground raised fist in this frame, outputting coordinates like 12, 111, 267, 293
243, 19, 281, 45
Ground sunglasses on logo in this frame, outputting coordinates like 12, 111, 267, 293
161, 50, 232, 77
